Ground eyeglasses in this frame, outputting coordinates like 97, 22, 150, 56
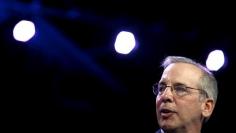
152, 83, 207, 97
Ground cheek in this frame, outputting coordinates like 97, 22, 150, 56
156, 96, 162, 108
178, 101, 202, 116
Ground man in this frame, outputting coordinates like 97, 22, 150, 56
153, 56, 218, 133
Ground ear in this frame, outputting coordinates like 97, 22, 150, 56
201, 98, 214, 118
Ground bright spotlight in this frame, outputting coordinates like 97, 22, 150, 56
114, 31, 136, 54
206, 49, 225, 71
13, 20, 36, 42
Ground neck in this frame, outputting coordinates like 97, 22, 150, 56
162, 129, 201, 133
160, 124, 202, 133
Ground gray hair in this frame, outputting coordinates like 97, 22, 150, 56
161, 56, 218, 103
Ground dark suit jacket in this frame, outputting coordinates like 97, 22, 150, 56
155, 129, 162, 133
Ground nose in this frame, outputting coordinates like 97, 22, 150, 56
158, 86, 174, 103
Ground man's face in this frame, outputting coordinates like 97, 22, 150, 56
156, 63, 205, 131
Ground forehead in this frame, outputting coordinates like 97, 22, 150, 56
161, 63, 203, 85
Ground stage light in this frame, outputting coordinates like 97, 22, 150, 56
13, 20, 36, 42
114, 31, 136, 55
206, 49, 225, 71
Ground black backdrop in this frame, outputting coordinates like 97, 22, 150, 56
1, 0, 235, 132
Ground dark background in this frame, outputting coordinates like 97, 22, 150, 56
1, 0, 235, 132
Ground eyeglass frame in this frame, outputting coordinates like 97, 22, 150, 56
152, 83, 209, 97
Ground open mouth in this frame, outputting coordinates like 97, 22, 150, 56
160, 109, 173, 113
160, 109, 176, 118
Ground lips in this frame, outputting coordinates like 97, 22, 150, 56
160, 109, 174, 113
159, 108, 176, 118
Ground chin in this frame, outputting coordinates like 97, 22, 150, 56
161, 125, 176, 131
159, 121, 177, 131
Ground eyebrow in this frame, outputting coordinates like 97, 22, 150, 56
158, 80, 187, 86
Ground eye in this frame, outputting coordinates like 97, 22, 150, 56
158, 84, 166, 92
174, 85, 187, 92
